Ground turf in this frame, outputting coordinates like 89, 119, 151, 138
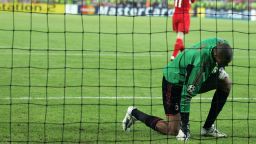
0, 11, 256, 143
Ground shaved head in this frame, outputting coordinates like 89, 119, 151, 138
213, 43, 233, 66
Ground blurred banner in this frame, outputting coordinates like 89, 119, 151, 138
1, 1, 256, 21
0, 3, 65, 13
66, 4, 78, 14
79, 5, 95, 15
94, 6, 173, 16
252, 9, 256, 21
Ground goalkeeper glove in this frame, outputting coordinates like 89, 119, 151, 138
176, 128, 190, 141
218, 67, 229, 80
176, 113, 190, 141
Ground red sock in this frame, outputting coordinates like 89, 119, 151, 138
172, 38, 184, 58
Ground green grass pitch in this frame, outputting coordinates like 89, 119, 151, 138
0, 11, 256, 143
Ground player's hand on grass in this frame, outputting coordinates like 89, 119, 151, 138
177, 112, 190, 141
176, 128, 190, 141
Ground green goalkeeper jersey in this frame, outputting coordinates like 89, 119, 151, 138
163, 38, 230, 113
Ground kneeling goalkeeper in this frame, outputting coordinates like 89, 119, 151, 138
122, 37, 233, 141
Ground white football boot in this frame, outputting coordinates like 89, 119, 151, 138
122, 106, 137, 132
201, 124, 227, 138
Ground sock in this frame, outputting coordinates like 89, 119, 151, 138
172, 38, 184, 58
132, 109, 162, 130
203, 89, 229, 129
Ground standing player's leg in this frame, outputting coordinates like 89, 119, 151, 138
171, 32, 185, 60
171, 13, 190, 60
171, 14, 181, 60
198, 73, 231, 137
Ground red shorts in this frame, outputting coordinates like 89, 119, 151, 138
172, 12, 190, 34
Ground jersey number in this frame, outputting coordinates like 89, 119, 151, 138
175, 0, 183, 8
175, 0, 191, 8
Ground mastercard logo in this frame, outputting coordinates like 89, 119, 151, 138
81, 5, 95, 14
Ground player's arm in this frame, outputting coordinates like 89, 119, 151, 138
180, 55, 206, 113
177, 55, 206, 141
191, 0, 196, 3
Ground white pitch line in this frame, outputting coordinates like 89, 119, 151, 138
0, 96, 255, 100
0, 51, 165, 57
0, 51, 255, 58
